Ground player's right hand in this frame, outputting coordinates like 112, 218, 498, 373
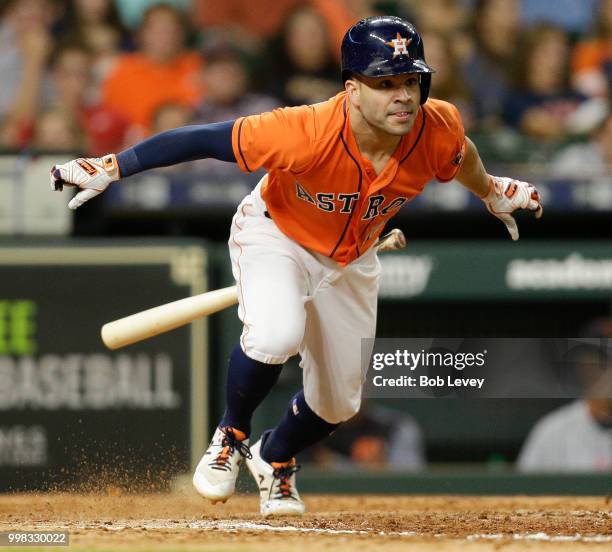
50, 154, 120, 209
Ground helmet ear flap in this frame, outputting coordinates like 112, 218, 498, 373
419, 73, 431, 104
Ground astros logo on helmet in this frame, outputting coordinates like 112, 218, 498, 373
385, 33, 412, 57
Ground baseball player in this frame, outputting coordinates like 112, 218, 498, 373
50, 16, 542, 517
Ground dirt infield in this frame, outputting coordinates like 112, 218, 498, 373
0, 493, 610, 551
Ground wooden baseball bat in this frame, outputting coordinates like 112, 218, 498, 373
101, 229, 406, 350
101, 286, 238, 350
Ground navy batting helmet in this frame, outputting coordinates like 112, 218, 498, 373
341, 16, 434, 104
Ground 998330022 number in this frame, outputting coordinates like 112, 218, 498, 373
0, 531, 69, 546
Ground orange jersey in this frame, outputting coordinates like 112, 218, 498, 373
232, 92, 465, 265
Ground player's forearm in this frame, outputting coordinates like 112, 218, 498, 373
455, 137, 490, 198
116, 121, 237, 177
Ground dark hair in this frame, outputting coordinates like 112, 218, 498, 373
48, 38, 92, 70
203, 43, 244, 65
63, 0, 124, 30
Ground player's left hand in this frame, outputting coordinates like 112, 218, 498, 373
482, 176, 543, 241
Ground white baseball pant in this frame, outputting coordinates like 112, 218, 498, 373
228, 179, 380, 424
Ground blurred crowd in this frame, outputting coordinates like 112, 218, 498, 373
0, 0, 610, 171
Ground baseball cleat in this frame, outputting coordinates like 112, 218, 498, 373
246, 435, 305, 517
192, 426, 251, 502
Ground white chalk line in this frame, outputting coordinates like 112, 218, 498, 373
13, 519, 612, 542
467, 533, 612, 543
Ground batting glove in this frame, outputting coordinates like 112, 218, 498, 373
482, 176, 543, 241
50, 154, 120, 209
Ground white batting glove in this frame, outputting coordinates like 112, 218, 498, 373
50, 154, 120, 209
482, 176, 543, 241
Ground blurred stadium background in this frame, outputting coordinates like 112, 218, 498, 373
0, 0, 611, 497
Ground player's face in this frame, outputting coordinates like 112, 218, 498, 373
352, 73, 421, 136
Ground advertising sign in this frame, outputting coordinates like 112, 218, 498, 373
0, 242, 208, 491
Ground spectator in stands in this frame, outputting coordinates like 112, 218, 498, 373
571, 0, 612, 100
30, 107, 86, 153
2, 39, 129, 155
503, 23, 591, 142
421, 31, 474, 130
196, 45, 279, 124
55, 0, 132, 88
551, 112, 612, 177
46, 42, 129, 156
521, 0, 599, 35
0, 0, 57, 148
518, 396, 612, 472
518, 319, 612, 472
101, 3, 203, 139
193, 45, 279, 175
308, 402, 425, 470
461, 0, 521, 130
254, 5, 340, 106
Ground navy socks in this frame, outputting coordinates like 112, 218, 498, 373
219, 344, 283, 437
260, 389, 340, 464
218, 345, 339, 460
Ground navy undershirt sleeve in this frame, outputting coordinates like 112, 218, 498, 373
116, 120, 237, 177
